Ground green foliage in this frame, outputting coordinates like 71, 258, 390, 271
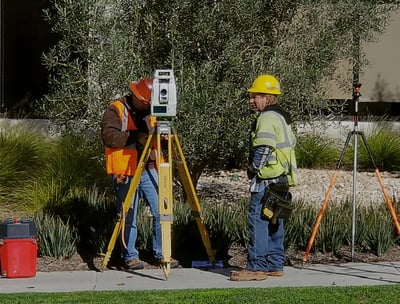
295, 133, 340, 169
204, 201, 249, 257
173, 199, 249, 264
0, 123, 50, 205
315, 203, 351, 254
358, 205, 397, 256
358, 123, 400, 171
295, 123, 400, 172
49, 185, 116, 255
2, 124, 400, 260
33, 210, 77, 258
136, 202, 154, 251
37, 0, 400, 181
285, 200, 319, 249
284, 190, 400, 257
18, 133, 110, 213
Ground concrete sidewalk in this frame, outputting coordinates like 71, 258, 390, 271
1, 262, 400, 293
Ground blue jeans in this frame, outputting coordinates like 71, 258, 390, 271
246, 187, 285, 272
113, 168, 162, 262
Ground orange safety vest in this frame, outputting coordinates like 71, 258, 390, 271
105, 100, 138, 176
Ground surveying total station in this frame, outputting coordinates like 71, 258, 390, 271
151, 69, 177, 117
102, 69, 216, 279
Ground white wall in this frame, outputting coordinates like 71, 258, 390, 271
297, 120, 400, 141
328, 11, 400, 101
0, 119, 51, 135
360, 11, 400, 102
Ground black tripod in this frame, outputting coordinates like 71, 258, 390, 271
303, 83, 400, 262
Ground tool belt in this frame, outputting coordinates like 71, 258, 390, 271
261, 181, 293, 224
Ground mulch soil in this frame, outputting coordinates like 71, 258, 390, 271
36, 244, 400, 272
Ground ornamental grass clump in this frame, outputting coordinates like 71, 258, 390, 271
172, 199, 249, 263
0, 124, 49, 206
136, 202, 154, 251
285, 200, 319, 249
314, 203, 351, 254
33, 211, 77, 259
295, 200, 399, 257
295, 134, 340, 169
204, 200, 249, 253
18, 133, 109, 213
358, 124, 400, 171
361, 205, 397, 256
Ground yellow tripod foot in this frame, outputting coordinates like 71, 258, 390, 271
101, 252, 111, 270
160, 261, 171, 279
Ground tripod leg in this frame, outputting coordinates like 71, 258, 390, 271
156, 126, 173, 279
303, 132, 353, 262
303, 170, 338, 262
359, 132, 400, 236
374, 169, 400, 235
172, 134, 216, 264
102, 220, 122, 269
101, 131, 154, 269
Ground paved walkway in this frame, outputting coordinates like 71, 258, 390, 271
1, 262, 400, 293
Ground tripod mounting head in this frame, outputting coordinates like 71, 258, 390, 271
352, 82, 362, 101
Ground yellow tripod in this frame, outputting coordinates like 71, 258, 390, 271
102, 120, 216, 279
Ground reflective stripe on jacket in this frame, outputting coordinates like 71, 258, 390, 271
251, 110, 299, 186
105, 100, 138, 176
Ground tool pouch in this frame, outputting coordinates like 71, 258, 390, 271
261, 182, 293, 224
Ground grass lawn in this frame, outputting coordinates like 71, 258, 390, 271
1, 285, 400, 303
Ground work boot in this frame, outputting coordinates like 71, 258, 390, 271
266, 270, 284, 277
124, 258, 144, 270
155, 257, 180, 269
230, 269, 268, 281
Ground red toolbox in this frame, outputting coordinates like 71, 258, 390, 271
0, 218, 38, 278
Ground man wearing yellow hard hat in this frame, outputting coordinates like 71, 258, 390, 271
231, 74, 298, 281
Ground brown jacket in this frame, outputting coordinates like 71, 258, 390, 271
100, 95, 155, 171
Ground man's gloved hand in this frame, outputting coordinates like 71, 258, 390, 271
247, 165, 257, 179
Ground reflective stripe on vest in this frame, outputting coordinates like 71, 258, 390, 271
105, 100, 138, 176
252, 111, 299, 186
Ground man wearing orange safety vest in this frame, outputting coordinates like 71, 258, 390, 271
100, 78, 179, 270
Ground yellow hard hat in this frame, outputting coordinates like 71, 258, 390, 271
248, 74, 281, 95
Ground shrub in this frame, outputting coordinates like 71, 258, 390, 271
2, 123, 400, 261
295, 134, 340, 169
362, 205, 397, 256
0, 124, 50, 206
285, 200, 319, 249
172, 199, 249, 265
17, 133, 110, 213
33, 211, 77, 259
358, 124, 400, 171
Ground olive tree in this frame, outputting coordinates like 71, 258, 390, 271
38, 0, 399, 183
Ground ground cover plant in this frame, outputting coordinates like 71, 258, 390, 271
1, 123, 400, 264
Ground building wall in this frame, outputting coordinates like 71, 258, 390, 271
328, 11, 400, 102
360, 11, 400, 102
